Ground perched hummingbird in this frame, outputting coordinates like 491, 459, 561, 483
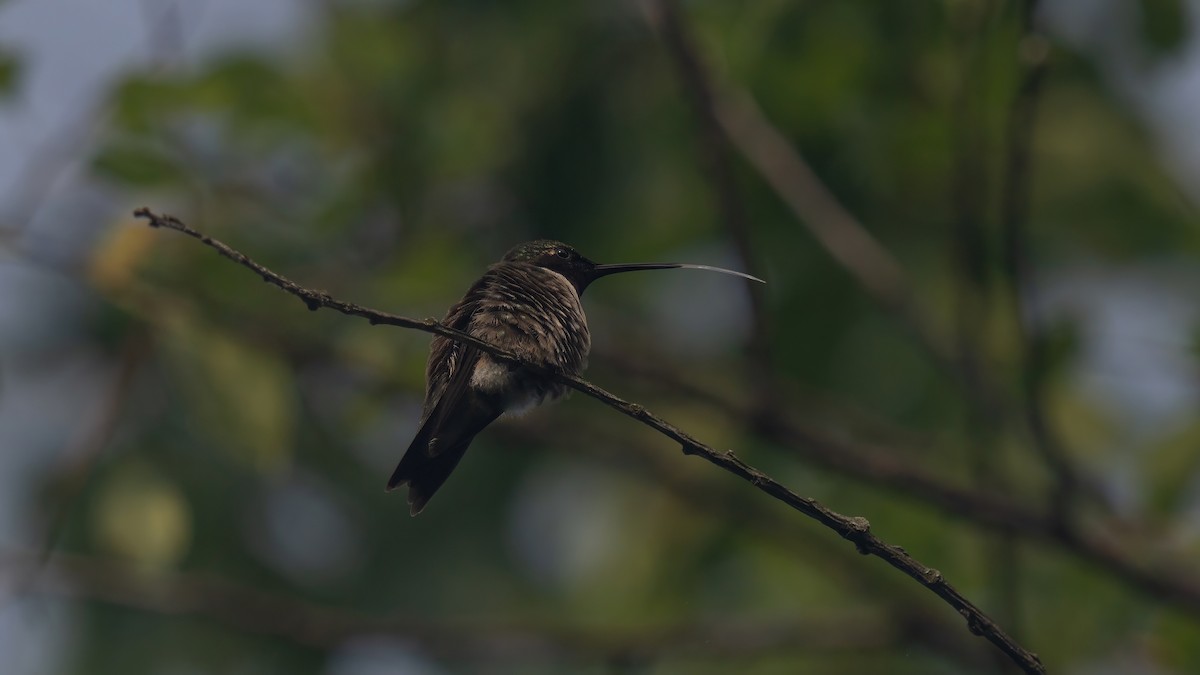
386, 240, 762, 515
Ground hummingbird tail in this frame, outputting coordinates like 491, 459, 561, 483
387, 395, 501, 516
387, 439, 472, 516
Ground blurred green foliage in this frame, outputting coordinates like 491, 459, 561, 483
19, 0, 1200, 674
0, 48, 18, 99
1141, 0, 1189, 53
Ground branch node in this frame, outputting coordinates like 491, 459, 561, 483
839, 517, 872, 554
961, 609, 985, 636
923, 567, 945, 585
847, 516, 871, 532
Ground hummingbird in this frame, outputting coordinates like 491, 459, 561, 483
386, 240, 763, 515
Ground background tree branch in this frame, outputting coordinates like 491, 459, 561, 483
999, 0, 1092, 523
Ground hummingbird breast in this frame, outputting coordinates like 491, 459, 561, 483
430, 261, 591, 417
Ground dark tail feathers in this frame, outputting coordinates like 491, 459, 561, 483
387, 439, 472, 516
387, 398, 500, 515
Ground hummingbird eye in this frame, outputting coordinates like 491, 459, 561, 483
554, 248, 571, 259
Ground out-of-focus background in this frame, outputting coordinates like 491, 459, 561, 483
2, 0, 1200, 673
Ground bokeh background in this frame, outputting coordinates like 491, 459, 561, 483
3, 0, 1200, 673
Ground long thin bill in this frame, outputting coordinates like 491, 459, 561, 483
590, 262, 765, 284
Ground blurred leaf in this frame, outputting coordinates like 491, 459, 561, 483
1035, 84, 1200, 255
1048, 383, 1118, 462
0, 48, 18, 98
1032, 316, 1083, 383
110, 76, 181, 134
161, 312, 297, 471
111, 56, 311, 137
92, 141, 185, 187
193, 55, 314, 131
91, 462, 192, 569
89, 218, 161, 293
1157, 612, 1200, 671
1023, 546, 1148, 667
1140, 0, 1188, 55
1145, 420, 1200, 518
1190, 319, 1200, 363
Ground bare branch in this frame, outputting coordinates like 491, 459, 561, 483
504, 422, 1008, 673
133, 207, 1044, 674
999, 2, 1085, 522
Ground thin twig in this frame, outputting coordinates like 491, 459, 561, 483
502, 420, 1006, 673
762, 396, 1200, 617
133, 207, 1044, 674
1000, 0, 1082, 524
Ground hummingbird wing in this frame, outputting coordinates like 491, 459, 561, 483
386, 274, 503, 515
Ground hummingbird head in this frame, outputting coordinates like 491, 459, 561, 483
503, 239, 765, 294
503, 240, 597, 292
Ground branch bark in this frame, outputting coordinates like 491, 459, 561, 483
133, 207, 1044, 674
